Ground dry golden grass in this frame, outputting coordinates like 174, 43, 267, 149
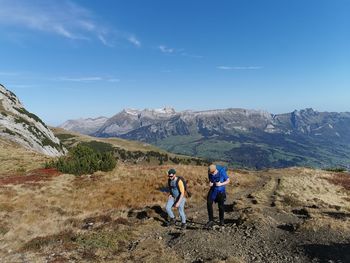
275, 168, 350, 212
1, 147, 349, 262
0, 138, 50, 175
0, 163, 240, 256
326, 172, 350, 190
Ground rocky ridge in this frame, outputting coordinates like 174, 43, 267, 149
59, 107, 350, 168
0, 84, 66, 157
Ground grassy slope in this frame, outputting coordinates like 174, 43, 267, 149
0, 160, 349, 262
0, 138, 50, 175
51, 127, 165, 153
1, 129, 349, 262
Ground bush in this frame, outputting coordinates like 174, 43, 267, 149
46, 144, 116, 175
324, 167, 347, 173
80, 141, 115, 153
324, 167, 346, 173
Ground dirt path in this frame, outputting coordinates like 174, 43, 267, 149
126, 173, 350, 263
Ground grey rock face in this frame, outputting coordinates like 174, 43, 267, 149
0, 84, 67, 157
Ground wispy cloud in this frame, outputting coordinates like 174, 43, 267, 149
0, 0, 140, 47
58, 76, 120, 82
59, 77, 103, 82
158, 45, 202, 58
128, 36, 141, 47
159, 45, 175, 53
217, 66, 263, 70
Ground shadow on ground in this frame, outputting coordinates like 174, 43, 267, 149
302, 243, 350, 263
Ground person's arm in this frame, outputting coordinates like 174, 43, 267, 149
208, 174, 214, 187
216, 178, 229, 187
175, 179, 185, 208
215, 170, 230, 186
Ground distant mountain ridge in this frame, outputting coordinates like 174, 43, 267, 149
0, 84, 66, 156
60, 107, 350, 169
59, 116, 108, 135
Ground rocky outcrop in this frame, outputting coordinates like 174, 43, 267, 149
0, 84, 67, 157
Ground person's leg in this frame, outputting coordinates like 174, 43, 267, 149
217, 192, 226, 224
165, 196, 175, 220
207, 190, 214, 222
178, 198, 186, 223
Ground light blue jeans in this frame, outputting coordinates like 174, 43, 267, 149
165, 196, 186, 223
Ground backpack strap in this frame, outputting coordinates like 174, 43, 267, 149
168, 178, 172, 195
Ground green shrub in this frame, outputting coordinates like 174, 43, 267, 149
80, 141, 115, 153
46, 144, 116, 175
324, 167, 347, 173
14, 107, 48, 128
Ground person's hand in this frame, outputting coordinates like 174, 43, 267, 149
175, 202, 180, 208
209, 182, 214, 187
216, 182, 222, 187
168, 195, 173, 199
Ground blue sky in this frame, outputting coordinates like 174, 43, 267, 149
0, 0, 349, 125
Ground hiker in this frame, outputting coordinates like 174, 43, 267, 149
206, 164, 230, 228
165, 168, 187, 229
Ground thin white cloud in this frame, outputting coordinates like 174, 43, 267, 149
98, 34, 114, 47
58, 76, 120, 82
0, 0, 140, 47
217, 66, 263, 70
59, 77, 103, 82
158, 45, 202, 58
159, 45, 175, 53
128, 36, 141, 47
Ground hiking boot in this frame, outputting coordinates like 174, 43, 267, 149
205, 221, 214, 229
181, 223, 187, 229
166, 217, 176, 226
219, 220, 225, 226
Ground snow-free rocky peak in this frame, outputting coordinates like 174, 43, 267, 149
0, 84, 66, 156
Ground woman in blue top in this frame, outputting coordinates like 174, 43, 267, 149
206, 164, 230, 228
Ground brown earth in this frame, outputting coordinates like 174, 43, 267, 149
0, 168, 60, 186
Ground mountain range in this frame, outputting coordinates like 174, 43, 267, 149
59, 107, 350, 169
0, 84, 66, 156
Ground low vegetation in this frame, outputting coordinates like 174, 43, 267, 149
0, 153, 349, 262
45, 144, 116, 175
0, 138, 50, 174
54, 128, 211, 166
323, 167, 348, 173
14, 107, 48, 129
